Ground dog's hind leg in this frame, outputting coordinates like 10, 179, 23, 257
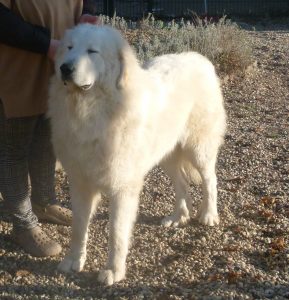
58, 181, 101, 273
160, 153, 191, 228
190, 144, 220, 226
98, 185, 142, 285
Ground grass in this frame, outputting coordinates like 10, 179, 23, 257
99, 14, 254, 76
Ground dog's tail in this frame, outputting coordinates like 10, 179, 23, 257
180, 162, 202, 185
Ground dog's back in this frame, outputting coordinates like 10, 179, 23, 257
141, 51, 226, 163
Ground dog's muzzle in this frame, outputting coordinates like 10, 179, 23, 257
60, 63, 93, 90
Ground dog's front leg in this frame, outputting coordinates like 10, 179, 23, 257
58, 183, 101, 273
98, 188, 141, 285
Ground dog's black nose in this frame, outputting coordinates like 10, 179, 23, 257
60, 63, 74, 80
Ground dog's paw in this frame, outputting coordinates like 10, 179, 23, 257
162, 214, 190, 227
98, 269, 125, 286
58, 255, 86, 273
197, 209, 219, 226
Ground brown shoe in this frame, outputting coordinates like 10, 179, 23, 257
32, 203, 72, 226
11, 226, 62, 257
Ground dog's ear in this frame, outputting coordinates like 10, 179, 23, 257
116, 50, 127, 89
116, 41, 137, 89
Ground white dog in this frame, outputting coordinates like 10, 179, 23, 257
48, 24, 226, 285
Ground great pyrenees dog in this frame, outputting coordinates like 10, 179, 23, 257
48, 24, 226, 285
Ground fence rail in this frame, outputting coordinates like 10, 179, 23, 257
83, 0, 289, 19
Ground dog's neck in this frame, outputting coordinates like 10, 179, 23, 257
62, 83, 123, 121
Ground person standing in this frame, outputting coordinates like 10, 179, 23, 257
0, 0, 97, 257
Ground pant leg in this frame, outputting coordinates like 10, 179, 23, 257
0, 101, 38, 231
29, 114, 57, 206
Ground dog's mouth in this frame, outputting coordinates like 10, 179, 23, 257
63, 81, 93, 91
80, 84, 93, 91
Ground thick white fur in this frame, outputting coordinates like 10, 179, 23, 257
48, 24, 226, 285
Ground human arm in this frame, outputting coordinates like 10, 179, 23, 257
0, 3, 51, 54
0, 3, 99, 61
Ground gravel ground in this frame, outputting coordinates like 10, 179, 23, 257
0, 21, 288, 299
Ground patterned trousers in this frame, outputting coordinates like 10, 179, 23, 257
0, 101, 56, 231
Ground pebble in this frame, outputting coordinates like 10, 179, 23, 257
264, 289, 275, 298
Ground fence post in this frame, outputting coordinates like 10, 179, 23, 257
148, 0, 154, 13
103, 0, 114, 17
204, 0, 208, 15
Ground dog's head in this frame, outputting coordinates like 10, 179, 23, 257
55, 24, 136, 91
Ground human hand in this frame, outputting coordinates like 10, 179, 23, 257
48, 39, 60, 61
78, 14, 100, 25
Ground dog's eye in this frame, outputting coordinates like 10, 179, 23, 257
68, 46, 73, 50
87, 49, 99, 54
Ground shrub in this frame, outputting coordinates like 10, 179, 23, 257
99, 15, 253, 76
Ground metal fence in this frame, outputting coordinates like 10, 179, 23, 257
83, 0, 289, 18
